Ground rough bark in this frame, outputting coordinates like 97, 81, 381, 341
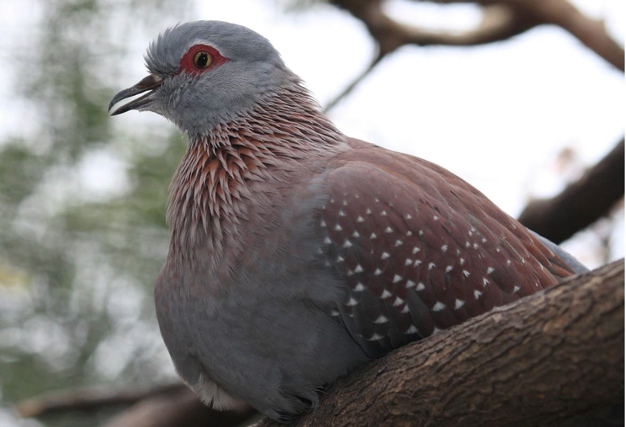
255, 260, 624, 427
519, 139, 625, 244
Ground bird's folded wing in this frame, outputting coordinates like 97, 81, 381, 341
316, 144, 574, 357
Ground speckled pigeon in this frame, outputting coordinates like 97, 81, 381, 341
109, 21, 586, 422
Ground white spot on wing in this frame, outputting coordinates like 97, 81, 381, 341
354, 282, 366, 291
373, 315, 388, 324
432, 301, 446, 311
406, 280, 417, 289
474, 290, 482, 299
367, 333, 384, 341
380, 289, 392, 298
392, 297, 404, 306
487, 267, 495, 274
405, 325, 418, 334
454, 299, 465, 310
393, 274, 403, 283
381, 252, 390, 260
416, 282, 426, 291
357, 216, 365, 223
343, 240, 352, 248
346, 296, 358, 306
385, 226, 393, 233
374, 268, 383, 276
354, 265, 364, 273
334, 224, 342, 231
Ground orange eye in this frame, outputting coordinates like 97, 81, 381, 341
193, 51, 212, 69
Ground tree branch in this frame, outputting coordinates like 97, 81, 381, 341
255, 260, 624, 427
323, 51, 387, 113
18, 383, 258, 427
17, 384, 185, 418
328, 0, 623, 109
518, 138, 625, 244
102, 388, 257, 427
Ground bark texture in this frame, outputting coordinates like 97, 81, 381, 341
255, 260, 624, 427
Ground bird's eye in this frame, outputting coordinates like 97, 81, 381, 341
179, 45, 227, 75
193, 51, 212, 69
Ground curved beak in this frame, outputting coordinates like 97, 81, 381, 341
109, 74, 163, 116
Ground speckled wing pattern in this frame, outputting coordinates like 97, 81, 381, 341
317, 140, 574, 358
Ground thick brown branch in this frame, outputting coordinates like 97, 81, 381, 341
255, 260, 624, 427
518, 138, 625, 244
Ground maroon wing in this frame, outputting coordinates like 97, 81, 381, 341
317, 141, 574, 357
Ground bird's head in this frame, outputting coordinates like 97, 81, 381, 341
109, 21, 297, 136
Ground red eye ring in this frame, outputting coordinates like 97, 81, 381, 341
179, 44, 229, 75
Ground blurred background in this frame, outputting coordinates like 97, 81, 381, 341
0, 0, 623, 426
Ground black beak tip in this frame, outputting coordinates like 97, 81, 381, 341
108, 74, 163, 117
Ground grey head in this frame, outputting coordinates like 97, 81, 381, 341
109, 21, 298, 136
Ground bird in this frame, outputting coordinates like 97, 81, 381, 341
109, 20, 587, 422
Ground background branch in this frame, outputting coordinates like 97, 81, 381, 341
518, 138, 625, 244
326, 0, 623, 112
17, 384, 185, 418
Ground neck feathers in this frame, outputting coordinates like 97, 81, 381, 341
166, 85, 347, 262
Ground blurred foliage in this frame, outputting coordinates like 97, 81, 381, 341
0, 1, 194, 426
